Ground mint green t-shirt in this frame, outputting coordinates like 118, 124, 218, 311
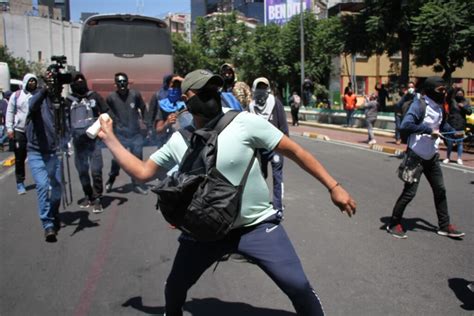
150, 111, 284, 227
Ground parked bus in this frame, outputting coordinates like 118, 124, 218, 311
79, 14, 173, 104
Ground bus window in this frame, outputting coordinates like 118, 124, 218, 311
80, 14, 173, 105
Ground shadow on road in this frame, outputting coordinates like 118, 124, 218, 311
59, 210, 100, 236
448, 278, 474, 311
122, 296, 296, 315
379, 216, 438, 233
102, 195, 128, 208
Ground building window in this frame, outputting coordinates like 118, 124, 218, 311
356, 76, 367, 95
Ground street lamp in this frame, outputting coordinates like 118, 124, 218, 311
300, 0, 305, 99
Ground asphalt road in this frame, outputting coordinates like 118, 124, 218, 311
1, 134, 473, 316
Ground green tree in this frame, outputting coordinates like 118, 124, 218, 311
0, 46, 30, 79
352, 0, 425, 84
172, 33, 207, 76
411, 0, 474, 83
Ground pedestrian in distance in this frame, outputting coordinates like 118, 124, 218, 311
443, 87, 471, 165
219, 63, 252, 111
148, 74, 174, 146
65, 72, 109, 213
249, 77, 289, 215
289, 90, 301, 126
375, 82, 388, 112
97, 69, 357, 316
360, 93, 378, 145
0, 91, 9, 151
104, 72, 149, 195
386, 76, 465, 239
342, 87, 357, 127
26, 70, 67, 242
5, 73, 38, 194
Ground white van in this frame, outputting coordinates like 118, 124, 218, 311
0, 62, 10, 93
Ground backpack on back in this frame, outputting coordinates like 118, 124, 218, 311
152, 111, 256, 241
221, 92, 243, 111
67, 92, 96, 134
400, 97, 427, 144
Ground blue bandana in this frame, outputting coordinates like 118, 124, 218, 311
159, 98, 185, 113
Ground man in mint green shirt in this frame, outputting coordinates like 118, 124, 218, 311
98, 69, 357, 316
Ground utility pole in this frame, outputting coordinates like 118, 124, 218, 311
300, 0, 305, 99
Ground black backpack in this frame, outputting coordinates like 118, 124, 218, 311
152, 111, 256, 241
400, 97, 427, 144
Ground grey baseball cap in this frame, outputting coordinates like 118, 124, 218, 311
181, 69, 224, 93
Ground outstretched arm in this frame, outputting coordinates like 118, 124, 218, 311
275, 135, 357, 217
98, 116, 159, 182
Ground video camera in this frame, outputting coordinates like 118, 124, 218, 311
46, 55, 72, 106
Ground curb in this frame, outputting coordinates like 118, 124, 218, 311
300, 131, 404, 156
297, 120, 395, 138
1, 155, 15, 167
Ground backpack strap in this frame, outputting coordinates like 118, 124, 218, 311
239, 149, 257, 187
178, 125, 195, 146
213, 110, 240, 134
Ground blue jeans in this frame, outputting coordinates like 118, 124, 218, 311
165, 216, 324, 316
260, 150, 284, 211
394, 114, 402, 141
28, 151, 62, 230
345, 110, 355, 126
446, 138, 463, 160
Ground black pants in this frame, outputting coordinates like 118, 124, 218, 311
291, 106, 300, 126
73, 134, 103, 200
14, 131, 27, 184
390, 152, 450, 229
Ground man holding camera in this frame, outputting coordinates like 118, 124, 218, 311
26, 69, 67, 242
65, 72, 109, 213
105, 72, 148, 195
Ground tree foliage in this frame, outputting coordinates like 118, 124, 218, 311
411, 0, 474, 82
0, 46, 31, 79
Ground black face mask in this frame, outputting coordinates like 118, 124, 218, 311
71, 80, 88, 96
186, 90, 222, 119
426, 90, 445, 105
254, 89, 269, 106
455, 96, 464, 103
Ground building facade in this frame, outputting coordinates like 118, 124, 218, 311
191, 0, 264, 28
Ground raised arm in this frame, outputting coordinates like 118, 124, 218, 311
275, 135, 356, 216
98, 116, 159, 182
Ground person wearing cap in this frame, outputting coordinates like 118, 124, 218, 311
386, 76, 465, 239
97, 69, 356, 316
104, 72, 148, 195
219, 63, 252, 110
249, 77, 289, 216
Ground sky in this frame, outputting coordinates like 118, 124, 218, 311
68, 0, 191, 22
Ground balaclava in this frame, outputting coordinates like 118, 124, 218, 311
186, 88, 222, 119
423, 76, 446, 105
70, 72, 89, 96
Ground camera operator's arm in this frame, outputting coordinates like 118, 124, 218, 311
29, 88, 48, 113
98, 116, 159, 182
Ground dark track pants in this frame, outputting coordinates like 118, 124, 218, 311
165, 217, 324, 316
14, 131, 27, 184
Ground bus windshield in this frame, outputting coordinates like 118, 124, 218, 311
80, 18, 172, 55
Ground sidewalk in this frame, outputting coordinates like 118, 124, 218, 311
290, 120, 474, 169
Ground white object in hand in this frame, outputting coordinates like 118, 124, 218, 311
86, 113, 110, 139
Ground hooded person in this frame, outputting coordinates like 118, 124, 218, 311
97, 68, 356, 315
65, 72, 109, 213
5, 73, 38, 194
219, 63, 252, 110
386, 76, 465, 239
248, 77, 289, 214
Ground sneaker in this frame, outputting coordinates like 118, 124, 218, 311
133, 184, 148, 195
368, 139, 377, 145
229, 253, 254, 263
105, 177, 115, 193
456, 159, 463, 165
386, 224, 407, 239
44, 227, 57, 242
79, 198, 91, 209
442, 158, 450, 164
16, 182, 26, 195
395, 139, 401, 145
92, 198, 104, 214
437, 224, 465, 238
